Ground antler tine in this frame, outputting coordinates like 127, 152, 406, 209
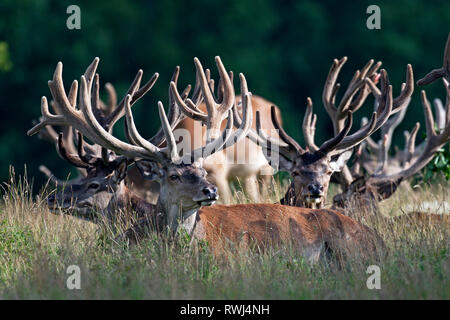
254, 108, 296, 160
104, 83, 117, 115
217, 70, 234, 103
317, 111, 353, 156
196, 56, 235, 139
380, 104, 409, 152
323, 57, 348, 117
302, 97, 318, 151
157, 101, 179, 161
105, 70, 159, 132
75, 70, 164, 161
270, 104, 305, 154
433, 98, 446, 131
186, 73, 250, 164
350, 142, 365, 177
332, 71, 395, 155
149, 66, 190, 147
417, 32, 450, 85
392, 64, 414, 111
404, 123, 420, 167
373, 134, 388, 175
27, 96, 68, 136
57, 132, 90, 169
372, 84, 450, 183
323, 57, 382, 134
170, 66, 209, 123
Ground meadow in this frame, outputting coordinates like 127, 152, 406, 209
0, 167, 447, 299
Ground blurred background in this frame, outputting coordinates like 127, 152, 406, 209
0, 0, 449, 188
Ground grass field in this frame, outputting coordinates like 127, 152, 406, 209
0, 168, 448, 299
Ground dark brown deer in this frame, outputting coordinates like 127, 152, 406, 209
245, 57, 412, 208
28, 61, 191, 221
333, 33, 450, 212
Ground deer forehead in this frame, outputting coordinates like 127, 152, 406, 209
294, 156, 330, 171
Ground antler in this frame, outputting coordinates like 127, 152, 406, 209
336, 78, 450, 205
417, 33, 450, 85
322, 58, 382, 135
29, 57, 250, 167
170, 56, 235, 142
372, 79, 450, 184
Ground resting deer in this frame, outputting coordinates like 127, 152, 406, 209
333, 33, 450, 213
29, 64, 191, 220
28, 57, 385, 263
34, 77, 161, 209
170, 57, 281, 203
244, 57, 412, 209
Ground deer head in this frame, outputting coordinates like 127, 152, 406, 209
32, 62, 199, 219
46, 131, 130, 218
28, 56, 252, 231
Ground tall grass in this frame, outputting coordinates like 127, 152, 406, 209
0, 167, 448, 299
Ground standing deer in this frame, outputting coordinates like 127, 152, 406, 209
28, 57, 385, 264
170, 57, 281, 203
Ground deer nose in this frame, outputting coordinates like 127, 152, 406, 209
308, 184, 323, 195
202, 186, 218, 198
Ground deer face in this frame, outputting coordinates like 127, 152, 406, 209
136, 160, 218, 208
136, 160, 218, 227
280, 151, 352, 208
47, 160, 128, 217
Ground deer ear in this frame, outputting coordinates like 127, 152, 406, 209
136, 160, 163, 181
113, 159, 128, 182
329, 150, 353, 172
267, 153, 293, 172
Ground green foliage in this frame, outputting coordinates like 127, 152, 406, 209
0, 42, 12, 72
423, 144, 450, 181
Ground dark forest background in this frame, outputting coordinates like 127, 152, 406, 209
0, 0, 449, 187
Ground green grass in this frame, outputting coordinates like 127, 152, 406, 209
0, 168, 448, 299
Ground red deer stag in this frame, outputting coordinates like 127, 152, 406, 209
246, 58, 412, 208
28, 62, 191, 220
333, 33, 450, 212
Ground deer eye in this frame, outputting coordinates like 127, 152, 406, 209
292, 172, 299, 177
88, 183, 100, 189
169, 174, 179, 181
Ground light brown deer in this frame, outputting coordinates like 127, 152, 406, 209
170, 57, 280, 203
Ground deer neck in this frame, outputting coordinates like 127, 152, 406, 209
111, 182, 156, 217
155, 192, 200, 235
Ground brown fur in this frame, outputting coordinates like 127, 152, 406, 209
122, 204, 385, 264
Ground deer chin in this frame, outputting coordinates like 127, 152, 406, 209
194, 195, 219, 207
303, 195, 324, 209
